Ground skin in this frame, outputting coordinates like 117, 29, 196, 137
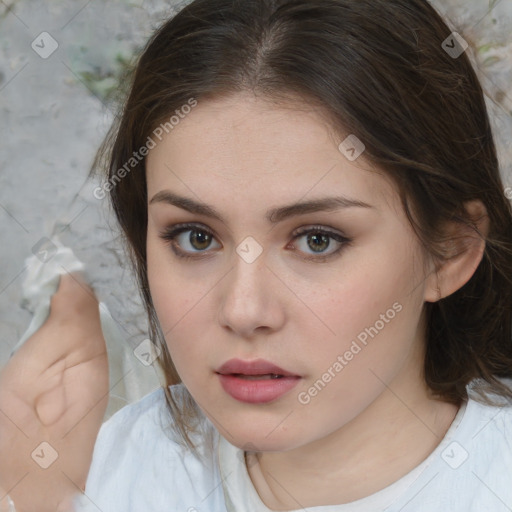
146, 91, 488, 508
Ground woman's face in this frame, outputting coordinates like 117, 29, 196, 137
146, 92, 434, 451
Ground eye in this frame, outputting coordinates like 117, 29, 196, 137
159, 223, 220, 260
158, 223, 351, 262
289, 225, 351, 261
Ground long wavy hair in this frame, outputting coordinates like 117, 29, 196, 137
90, 0, 512, 452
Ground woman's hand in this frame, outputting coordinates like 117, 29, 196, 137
0, 273, 109, 512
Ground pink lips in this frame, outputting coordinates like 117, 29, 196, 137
216, 358, 301, 404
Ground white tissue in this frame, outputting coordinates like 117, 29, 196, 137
11, 236, 161, 421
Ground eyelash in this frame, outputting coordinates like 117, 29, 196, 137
158, 222, 352, 263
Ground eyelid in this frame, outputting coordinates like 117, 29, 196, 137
158, 222, 351, 261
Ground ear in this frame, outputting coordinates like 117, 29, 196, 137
424, 200, 489, 303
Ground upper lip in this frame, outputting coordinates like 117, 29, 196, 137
216, 358, 300, 377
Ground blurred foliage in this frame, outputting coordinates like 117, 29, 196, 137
78, 52, 135, 105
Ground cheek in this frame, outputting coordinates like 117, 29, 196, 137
293, 266, 423, 429
297, 240, 424, 373
147, 236, 210, 328
146, 238, 217, 378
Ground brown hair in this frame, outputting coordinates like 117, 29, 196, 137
90, 0, 512, 451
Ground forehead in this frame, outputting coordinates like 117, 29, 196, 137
145, 93, 397, 213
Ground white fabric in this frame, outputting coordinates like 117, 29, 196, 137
10, 237, 160, 420
76, 381, 512, 512
12, 237, 86, 351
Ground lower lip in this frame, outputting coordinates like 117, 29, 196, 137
217, 374, 301, 403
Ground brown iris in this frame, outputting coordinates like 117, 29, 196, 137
190, 230, 212, 251
307, 232, 330, 253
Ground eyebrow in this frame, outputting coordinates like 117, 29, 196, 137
149, 190, 374, 224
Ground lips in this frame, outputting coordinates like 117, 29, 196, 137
216, 358, 299, 378
216, 358, 301, 404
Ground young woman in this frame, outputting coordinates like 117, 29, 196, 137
1, 0, 512, 510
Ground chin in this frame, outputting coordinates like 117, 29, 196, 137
218, 421, 307, 453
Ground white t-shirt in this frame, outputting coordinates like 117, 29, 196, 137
76, 382, 512, 512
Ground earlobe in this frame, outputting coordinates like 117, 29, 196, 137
424, 200, 489, 303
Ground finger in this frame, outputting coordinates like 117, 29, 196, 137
35, 375, 67, 427
49, 273, 99, 318
8, 273, 105, 376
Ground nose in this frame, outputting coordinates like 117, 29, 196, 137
217, 251, 286, 339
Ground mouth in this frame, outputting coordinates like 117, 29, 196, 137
216, 357, 300, 378
216, 358, 301, 403
225, 373, 286, 380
